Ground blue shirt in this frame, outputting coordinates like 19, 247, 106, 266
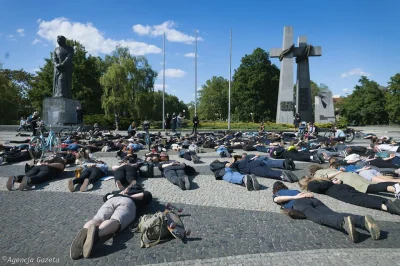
272, 189, 300, 209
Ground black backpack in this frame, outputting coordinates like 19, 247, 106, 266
139, 162, 154, 178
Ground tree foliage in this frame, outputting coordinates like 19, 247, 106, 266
231, 48, 280, 122
197, 76, 229, 120
341, 76, 388, 125
0, 63, 21, 123
385, 73, 400, 124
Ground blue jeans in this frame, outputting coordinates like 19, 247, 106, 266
223, 171, 244, 184
256, 156, 284, 168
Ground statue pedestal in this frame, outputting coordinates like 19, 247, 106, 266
43, 97, 81, 125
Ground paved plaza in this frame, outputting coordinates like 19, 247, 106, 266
1, 127, 400, 265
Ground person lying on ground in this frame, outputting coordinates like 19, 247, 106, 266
232, 154, 298, 182
112, 162, 139, 191
242, 153, 295, 171
158, 162, 193, 190
7, 162, 65, 191
299, 175, 400, 213
334, 163, 400, 184
272, 181, 381, 243
68, 161, 109, 192
309, 164, 400, 197
70, 187, 152, 259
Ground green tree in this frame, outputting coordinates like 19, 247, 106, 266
232, 48, 280, 122
0, 63, 20, 124
341, 76, 388, 125
100, 46, 157, 118
197, 76, 229, 120
385, 73, 400, 124
152, 91, 189, 121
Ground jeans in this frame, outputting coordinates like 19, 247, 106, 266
293, 198, 365, 229
223, 171, 244, 184
256, 156, 284, 168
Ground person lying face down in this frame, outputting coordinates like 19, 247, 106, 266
272, 181, 380, 243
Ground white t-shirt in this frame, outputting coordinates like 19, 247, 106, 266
377, 144, 399, 152
335, 130, 346, 138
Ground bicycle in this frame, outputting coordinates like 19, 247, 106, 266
143, 121, 151, 151
59, 124, 89, 139
29, 125, 61, 160
324, 127, 355, 143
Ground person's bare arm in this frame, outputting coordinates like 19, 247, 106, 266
273, 192, 313, 203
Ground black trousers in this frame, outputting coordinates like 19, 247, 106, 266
5, 151, 30, 163
192, 124, 198, 134
164, 166, 186, 187
293, 198, 365, 229
114, 165, 138, 185
327, 184, 387, 210
366, 182, 397, 194
283, 151, 314, 162
16, 165, 58, 184
73, 167, 103, 185
369, 158, 399, 169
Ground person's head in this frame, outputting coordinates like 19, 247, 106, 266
241, 153, 247, 158
233, 155, 242, 161
309, 165, 324, 176
298, 176, 313, 190
329, 157, 338, 164
57, 35, 67, 46
272, 181, 288, 194
76, 107, 79, 110
329, 162, 340, 169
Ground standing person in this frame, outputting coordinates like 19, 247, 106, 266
294, 113, 301, 132
165, 113, 171, 132
171, 113, 177, 133
114, 114, 120, 131
192, 114, 199, 135
177, 111, 185, 133
17, 117, 26, 132
30, 111, 40, 136
76, 107, 83, 125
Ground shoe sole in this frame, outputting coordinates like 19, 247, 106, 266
344, 216, 358, 243
19, 176, 28, 191
251, 174, 260, 190
184, 176, 191, 190
83, 225, 95, 258
365, 215, 380, 240
68, 179, 75, 192
80, 179, 89, 192
70, 228, 87, 260
6, 176, 14, 191
245, 175, 253, 191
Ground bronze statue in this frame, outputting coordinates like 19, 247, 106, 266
53, 35, 74, 98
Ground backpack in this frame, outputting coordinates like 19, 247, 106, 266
135, 208, 187, 248
271, 147, 285, 159
139, 162, 154, 178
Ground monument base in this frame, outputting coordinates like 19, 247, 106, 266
43, 97, 81, 125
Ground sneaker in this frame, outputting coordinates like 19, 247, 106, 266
244, 175, 253, 191
80, 178, 90, 192
386, 200, 400, 215
70, 228, 88, 260
250, 174, 260, 190
68, 179, 75, 192
6, 176, 15, 191
280, 171, 294, 183
364, 215, 380, 240
288, 158, 295, 170
83, 225, 96, 258
394, 184, 400, 199
19, 176, 29, 191
317, 153, 325, 164
115, 180, 124, 190
342, 216, 358, 243
184, 176, 191, 190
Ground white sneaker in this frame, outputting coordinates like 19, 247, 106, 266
394, 183, 400, 199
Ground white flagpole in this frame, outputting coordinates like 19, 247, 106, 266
162, 32, 166, 130
228, 29, 232, 130
194, 30, 198, 115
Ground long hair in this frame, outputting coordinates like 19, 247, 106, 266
272, 181, 288, 194
299, 175, 331, 191
309, 165, 324, 176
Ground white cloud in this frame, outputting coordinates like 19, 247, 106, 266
32, 38, 42, 45
16, 29, 25, 37
132, 21, 203, 44
342, 88, 349, 92
184, 52, 198, 58
333, 95, 341, 98
36, 17, 162, 56
160, 68, 187, 78
341, 68, 371, 78
7, 35, 17, 41
154, 84, 169, 90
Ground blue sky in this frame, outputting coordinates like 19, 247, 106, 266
1, 0, 399, 103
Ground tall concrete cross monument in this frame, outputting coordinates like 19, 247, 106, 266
270, 26, 322, 123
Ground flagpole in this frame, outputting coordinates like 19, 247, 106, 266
228, 29, 232, 130
194, 30, 198, 115
162, 32, 166, 131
